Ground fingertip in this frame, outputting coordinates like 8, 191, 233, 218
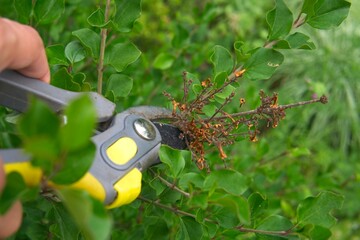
40, 69, 51, 83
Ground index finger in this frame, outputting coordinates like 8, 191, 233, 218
0, 18, 50, 83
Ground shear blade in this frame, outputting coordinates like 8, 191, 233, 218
153, 122, 188, 150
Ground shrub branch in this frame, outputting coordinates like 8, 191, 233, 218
97, 0, 111, 94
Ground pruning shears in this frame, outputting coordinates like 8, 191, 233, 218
0, 70, 187, 208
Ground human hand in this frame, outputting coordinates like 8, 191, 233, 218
0, 18, 49, 238
0, 159, 23, 239
0, 18, 50, 83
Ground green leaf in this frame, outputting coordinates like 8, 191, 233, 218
301, 0, 317, 17
14, 0, 32, 24
105, 42, 141, 72
87, 8, 109, 28
113, 0, 142, 32
46, 45, 68, 66
72, 28, 100, 59
23, 137, 59, 171
211, 194, 250, 227
51, 68, 81, 91
178, 173, 205, 190
304, 0, 351, 29
73, 72, 92, 92
60, 95, 96, 151
248, 192, 268, 218
105, 74, 133, 99
214, 85, 235, 103
153, 53, 175, 70
58, 189, 112, 240
204, 169, 247, 195
307, 225, 332, 240
213, 71, 228, 88
297, 191, 344, 228
51, 142, 95, 184
234, 41, 251, 63
65, 41, 86, 64
274, 32, 316, 50
266, 0, 293, 40
210, 45, 234, 75
256, 215, 293, 239
18, 98, 60, 138
0, 172, 26, 214
202, 104, 217, 117
48, 202, 80, 239
192, 84, 202, 95
34, 0, 64, 24
17, 98, 61, 172
158, 145, 185, 178
176, 217, 203, 240
243, 48, 284, 81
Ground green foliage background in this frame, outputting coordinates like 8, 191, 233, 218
0, 0, 358, 239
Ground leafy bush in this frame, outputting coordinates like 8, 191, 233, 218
1, 0, 357, 239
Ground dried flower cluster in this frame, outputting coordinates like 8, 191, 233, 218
164, 71, 327, 170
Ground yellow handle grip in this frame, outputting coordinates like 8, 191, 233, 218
5, 162, 42, 186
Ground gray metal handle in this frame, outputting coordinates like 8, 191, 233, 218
0, 70, 115, 122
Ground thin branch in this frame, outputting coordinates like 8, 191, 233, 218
210, 96, 327, 121
138, 196, 215, 222
236, 225, 293, 236
97, 0, 111, 94
149, 169, 190, 198
139, 196, 297, 237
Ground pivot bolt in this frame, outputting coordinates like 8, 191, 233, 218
133, 118, 156, 140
